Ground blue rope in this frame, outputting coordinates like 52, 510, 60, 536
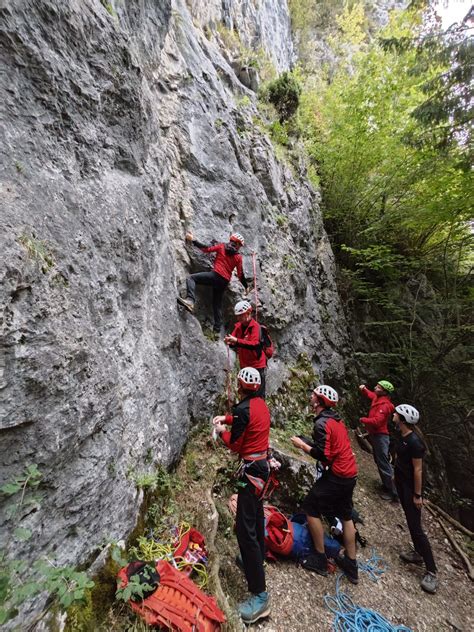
324, 551, 413, 632
358, 548, 388, 582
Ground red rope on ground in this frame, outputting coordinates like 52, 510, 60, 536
252, 252, 258, 322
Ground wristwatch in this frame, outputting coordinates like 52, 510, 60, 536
414, 493, 422, 499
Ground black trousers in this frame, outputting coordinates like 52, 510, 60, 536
236, 460, 268, 594
186, 271, 228, 330
395, 476, 437, 573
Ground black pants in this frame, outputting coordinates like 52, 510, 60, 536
395, 477, 437, 573
256, 368, 266, 399
236, 460, 269, 594
186, 271, 228, 331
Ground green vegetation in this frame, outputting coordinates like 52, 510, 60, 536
215, 24, 276, 83
268, 354, 316, 442
18, 234, 55, 273
100, 0, 116, 18
288, 2, 473, 506
265, 71, 302, 122
0, 465, 94, 625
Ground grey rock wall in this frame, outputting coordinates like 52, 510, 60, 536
0, 0, 348, 621
186, 0, 294, 71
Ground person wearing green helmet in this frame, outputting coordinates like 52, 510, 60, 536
359, 380, 398, 502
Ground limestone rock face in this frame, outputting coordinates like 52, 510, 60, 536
187, 0, 294, 71
0, 0, 349, 619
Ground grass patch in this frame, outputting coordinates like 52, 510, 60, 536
18, 234, 55, 273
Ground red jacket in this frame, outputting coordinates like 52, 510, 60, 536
198, 242, 245, 284
310, 410, 357, 478
230, 319, 267, 369
360, 387, 394, 435
221, 396, 270, 460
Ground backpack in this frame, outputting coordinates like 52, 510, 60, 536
117, 559, 226, 632
259, 323, 274, 359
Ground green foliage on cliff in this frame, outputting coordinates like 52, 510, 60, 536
294, 3, 473, 502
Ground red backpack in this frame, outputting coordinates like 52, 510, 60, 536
117, 560, 225, 631
265, 505, 294, 556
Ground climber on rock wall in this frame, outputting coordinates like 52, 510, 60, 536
177, 232, 248, 333
212, 367, 271, 625
359, 380, 399, 502
224, 300, 267, 398
291, 385, 359, 584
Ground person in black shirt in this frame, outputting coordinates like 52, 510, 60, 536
393, 404, 438, 594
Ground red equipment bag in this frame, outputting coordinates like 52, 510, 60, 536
264, 505, 294, 557
117, 559, 226, 631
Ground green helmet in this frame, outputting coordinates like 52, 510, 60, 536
377, 380, 394, 393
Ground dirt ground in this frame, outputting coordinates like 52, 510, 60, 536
217, 438, 474, 632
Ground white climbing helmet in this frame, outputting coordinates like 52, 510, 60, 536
395, 404, 420, 425
234, 300, 252, 316
238, 367, 261, 391
313, 385, 339, 408
230, 232, 245, 247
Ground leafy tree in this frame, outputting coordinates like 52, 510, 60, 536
265, 72, 302, 122
296, 3, 473, 510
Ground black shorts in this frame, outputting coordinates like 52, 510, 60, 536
301, 471, 356, 521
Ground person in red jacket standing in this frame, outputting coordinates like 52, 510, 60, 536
178, 232, 248, 332
359, 380, 398, 501
291, 385, 359, 584
213, 367, 271, 625
224, 300, 267, 398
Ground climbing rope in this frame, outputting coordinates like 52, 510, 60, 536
357, 548, 388, 582
251, 251, 258, 322
324, 551, 413, 632
226, 344, 232, 411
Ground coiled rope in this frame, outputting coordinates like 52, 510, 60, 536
324, 550, 413, 632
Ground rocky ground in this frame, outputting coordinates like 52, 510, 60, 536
221, 439, 473, 632
86, 426, 472, 632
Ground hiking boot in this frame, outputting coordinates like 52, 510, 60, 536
399, 549, 423, 565
177, 297, 194, 313
420, 572, 438, 594
379, 490, 395, 501
300, 552, 328, 576
238, 592, 270, 624
335, 554, 359, 584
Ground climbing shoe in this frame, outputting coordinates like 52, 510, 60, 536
379, 490, 395, 501
399, 549, 423, 565
335, 554, 359, 584
300, 552, 328, 576
420, 572, 438, 594
238, 592, 270, 624
177, 297, 194, 313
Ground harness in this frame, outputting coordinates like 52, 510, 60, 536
234, 451, 280, 500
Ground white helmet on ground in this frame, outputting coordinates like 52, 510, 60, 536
313, 385, 339, 407
238, 367, 261, 391
395, 404, 419, 425
230, 232, 245, 246
234, 300, 252, 315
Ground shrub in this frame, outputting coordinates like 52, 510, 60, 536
266, 72, 302, 122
